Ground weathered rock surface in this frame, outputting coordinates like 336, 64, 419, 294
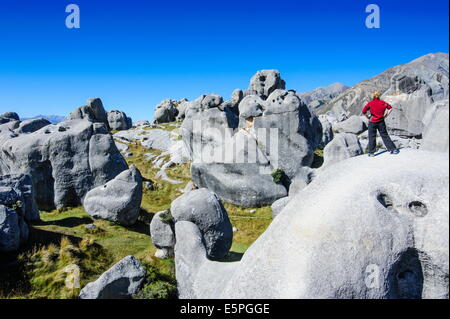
107, 110, 132, 131
83, 165, 143, 226
15, 118, 51, 134
150, 210, 175, 259
0, 178, 35, 251
175, 150, 449, 299
271, 196, 290, 218
318, 115, 334, 148
0, 174, 39, 221
0, 112, 20, 124
153, 99, 179, 124
182, 71, 322, 207
171, 188, 232, 259
323, 133, 363, 166
333, 115, 367, 135
299, 83, 349, 110
67, 98, 109, 128
79, 255, 146, 299
247, 70, 285, 98
0, 119, 128, 210
420, 99, 449, 153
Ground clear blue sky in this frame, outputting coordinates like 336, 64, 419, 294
0, 0, 448, 121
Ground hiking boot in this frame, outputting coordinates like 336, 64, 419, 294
368, 153, 375, 157
390, 149, 399, 155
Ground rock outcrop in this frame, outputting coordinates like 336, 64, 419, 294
107, 110, 132, 131
171, 188, 232, 260
333, 115, 368, 135
79, 255, 146, 299
150, 210, 175, 258
152, 99, 179, 124
420, 99, 449, 153
83, 165, 143, 226
67, 98, 109, 128
0, 175, 37, 251
323, 133, 363, 167
15, 118, 51, 134
299, 83, 349, 110
182, 71, 322, 207
0, 118, 128, 211
175, 150, 449, 299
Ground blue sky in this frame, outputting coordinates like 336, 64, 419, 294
0, 0, 448, 121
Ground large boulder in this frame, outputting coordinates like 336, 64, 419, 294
79, 255, 146, 299
318, 115, 334, 148
0, 185, 30, 252
107, 110, 132, 131
323, 133, 363, 167
0, 119, 128, 211
333, 115, 367, 135
0, 112, 20, 123
175, 150, 449, 299
247, 70, 285, 99
15, 118, 51, 134
152, 99, 179, 124
420, 99, 449, 153
171, 188, 232, 260
67, 98, 109, 128
150, 210, 175, 259
0, 174, 39, 221
83, 165, 143, 226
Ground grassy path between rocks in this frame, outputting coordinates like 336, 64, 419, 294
0, 129, 273, 299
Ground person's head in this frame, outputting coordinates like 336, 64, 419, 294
372, 91, 381, 100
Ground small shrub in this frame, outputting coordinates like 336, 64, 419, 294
159, 210, 174, 224
271, 169, 285, 184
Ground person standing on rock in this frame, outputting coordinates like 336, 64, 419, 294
361, 91, 399, 156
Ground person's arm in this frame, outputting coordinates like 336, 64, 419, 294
361, 102, 371, 119
383, 102, 393, 119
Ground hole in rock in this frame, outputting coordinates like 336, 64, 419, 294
377, 193, 394, 210
408, 201, 428, 217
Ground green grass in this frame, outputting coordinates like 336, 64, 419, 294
1, 124, 274, 299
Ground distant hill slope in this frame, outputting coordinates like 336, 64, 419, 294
21, 115, 66, 124
318, 52, 449, 117
299, 83, 349, 110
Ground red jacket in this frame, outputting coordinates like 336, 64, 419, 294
362, 98, 392, 123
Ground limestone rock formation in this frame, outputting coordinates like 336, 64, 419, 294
323, 133, 363, 167
150, 210, 175, 259
171, 188, 233, 260
153, 99, 179, 124
299, 83, 349, 110
79, 255, 146, 299
83, 165, 143, 226
107, 110, 132, 131
175, 150, 449, 299
67, 98, 109, 128
182, 71, 322, 207
0, 119, 129, 211
420, 99, 449, 153
333, 115, 368, 135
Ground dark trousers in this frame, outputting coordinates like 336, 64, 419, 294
368, 120, 397, 153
